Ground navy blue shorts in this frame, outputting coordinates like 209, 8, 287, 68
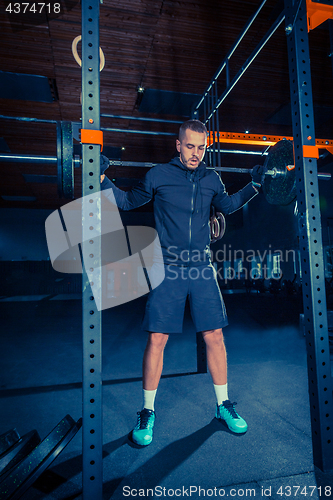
142, 263, 228, 334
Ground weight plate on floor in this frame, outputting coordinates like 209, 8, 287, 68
0, 414, 82, 500
0, 430, 41, 479
0, 430, 20, 458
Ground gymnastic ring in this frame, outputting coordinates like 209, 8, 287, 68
213, 218, 220, 238
215, 212, 226, 240
210, 212, 226, 242
210, 216, 220, 241
71, 35, 105, 71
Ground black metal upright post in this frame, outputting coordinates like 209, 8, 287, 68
329, 19, 333, 77
81, 0, 103, 497
284, 0, 333, 472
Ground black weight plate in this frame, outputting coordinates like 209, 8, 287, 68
0, 430, 20, 458
263, 139, 296, 205
0, 415, 82, 500
0, 430, 41, 479
9, 418, 82, 500
61, 121, 74, 200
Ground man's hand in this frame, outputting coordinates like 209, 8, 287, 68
100, 154, 109, 171
100, 154, 109, 184
251, 164, 267, 186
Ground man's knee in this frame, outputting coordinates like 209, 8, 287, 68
202, 328, 224, 346
147, 332, 169, 351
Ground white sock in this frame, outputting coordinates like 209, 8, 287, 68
143, 389, 157, 411
214, 383, 228, 405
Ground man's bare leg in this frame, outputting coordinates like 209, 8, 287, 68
202, 328, 247, 433
132, 332, 169, 446
202, 328, 227, 385
143, 332, 169, 390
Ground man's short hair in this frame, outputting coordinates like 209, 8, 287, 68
179, 120, 208, 141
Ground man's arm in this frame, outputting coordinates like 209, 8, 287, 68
100, 170, 154, 211
212, 178, 258, 215
212, 164, 266, 214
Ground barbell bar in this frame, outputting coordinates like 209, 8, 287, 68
0, 122, 330, 205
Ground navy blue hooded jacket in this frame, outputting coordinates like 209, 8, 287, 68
101, 157, 257, 266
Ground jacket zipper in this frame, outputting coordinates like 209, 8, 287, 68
189, 173, 196, 258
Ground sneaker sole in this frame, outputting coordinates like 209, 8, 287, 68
216, 417, 248, 434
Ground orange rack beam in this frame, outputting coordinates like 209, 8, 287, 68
306, 0, 333, 31
207, 132, 333, 156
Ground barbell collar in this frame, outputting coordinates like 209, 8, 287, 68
74, 155, 81, 168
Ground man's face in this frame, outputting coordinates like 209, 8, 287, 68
176, 129, 207, 169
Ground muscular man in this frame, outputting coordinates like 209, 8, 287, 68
100, 119, 265, 446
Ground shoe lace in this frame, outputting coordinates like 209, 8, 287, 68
222, 401, 239, 419
137, 410, 154, 429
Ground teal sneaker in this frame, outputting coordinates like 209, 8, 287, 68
132, 408, 155, 446
215, 400, 248, 434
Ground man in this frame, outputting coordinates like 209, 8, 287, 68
100, 120, 265, 446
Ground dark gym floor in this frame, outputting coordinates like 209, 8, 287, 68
0, 291, 333, 499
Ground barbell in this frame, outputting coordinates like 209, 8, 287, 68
108, 138, 330, 209
0, 122, 330, 206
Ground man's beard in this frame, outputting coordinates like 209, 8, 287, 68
180, 154, 199, 169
